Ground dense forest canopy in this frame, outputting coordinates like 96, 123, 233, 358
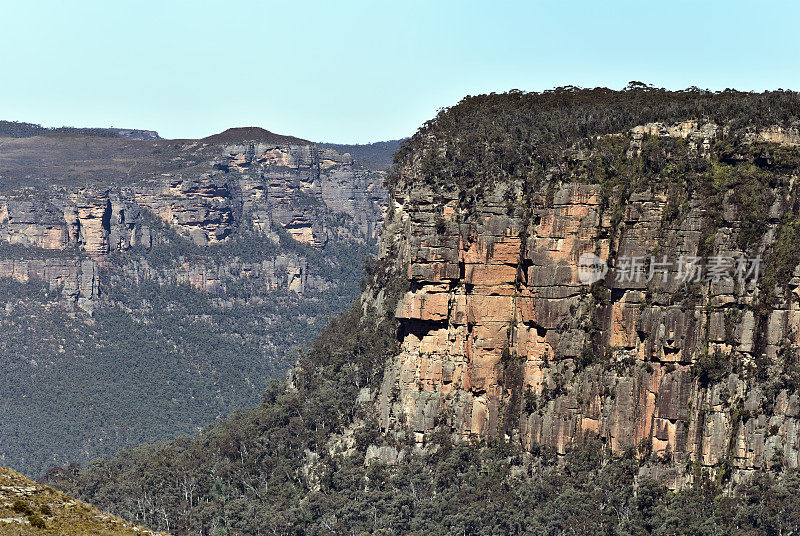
392, 83, 800, 189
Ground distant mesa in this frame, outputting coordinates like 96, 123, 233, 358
201, 126, 312, 146
0, 120, 160, 140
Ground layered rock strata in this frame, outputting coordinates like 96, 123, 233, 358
0, 140, 386, 303
0, 257, 99, 311
377, 122, 800, 483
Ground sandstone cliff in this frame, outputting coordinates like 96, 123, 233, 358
376, 117, 800, 485
0, 131, 386, 306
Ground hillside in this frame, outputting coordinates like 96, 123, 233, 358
0, 127, 386, 476
0, 120, 159, 140
201, 126, 311, 146
0, 467, 169, 535
52, 86, 800, 535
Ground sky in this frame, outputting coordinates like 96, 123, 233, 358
1, 0, 799, 143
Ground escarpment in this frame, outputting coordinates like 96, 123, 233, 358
43, 90, 800, 536
377, 111, 800, 483
0, 135, 386, 306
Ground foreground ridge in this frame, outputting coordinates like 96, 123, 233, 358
0, 467, 170, 535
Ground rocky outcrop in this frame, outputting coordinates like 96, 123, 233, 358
219, 142, 385, 246
0, 140, 385, 252
0, 257, 99, 312
0, 200, 70, 250
376, 121, 800, 484
1, 191, 139, 257
71, 190, 112, 256
114, 253, 312, 296
103, 128, 160, 140
0, 131, 387, 478
135, 175, 237, 246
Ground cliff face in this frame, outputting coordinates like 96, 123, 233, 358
0, 257, 99, 311
377, 120, 800, 484
0, 136, 385, 306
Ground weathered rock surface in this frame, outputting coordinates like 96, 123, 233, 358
376, 122, 800, 484
0, 257, 99, 311
0, 138, 386, 301
116, 253, 312, 296
0, 130, 387, 476
0, 200, 70, 250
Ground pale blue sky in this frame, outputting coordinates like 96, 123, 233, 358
1, 0, 798, 142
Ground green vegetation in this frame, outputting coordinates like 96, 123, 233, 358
0, 120, 49, 137
0, 119, 138, 139
692, 349, 729, 387
391, 84, 800, 191
30, 86, 800, 535
761, 218, 800, 300
0, 467, 164, 536
12, 499, 33, 515
27, 514, 46, 528
54, 293, 800, 535
0, 225, 373, 477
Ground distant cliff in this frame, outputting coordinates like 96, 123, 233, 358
0, 120, 160, 140
0, 126, 386, 476
0, 128, 385, 303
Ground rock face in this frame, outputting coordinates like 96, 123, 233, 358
0, 257, 99, 311
115, 254, 311, 296
216, 142, 385, 246
0, 200, 70, 250
377, 121, 800, 484
0, 138, 386, 304
1, 143, 384, 252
